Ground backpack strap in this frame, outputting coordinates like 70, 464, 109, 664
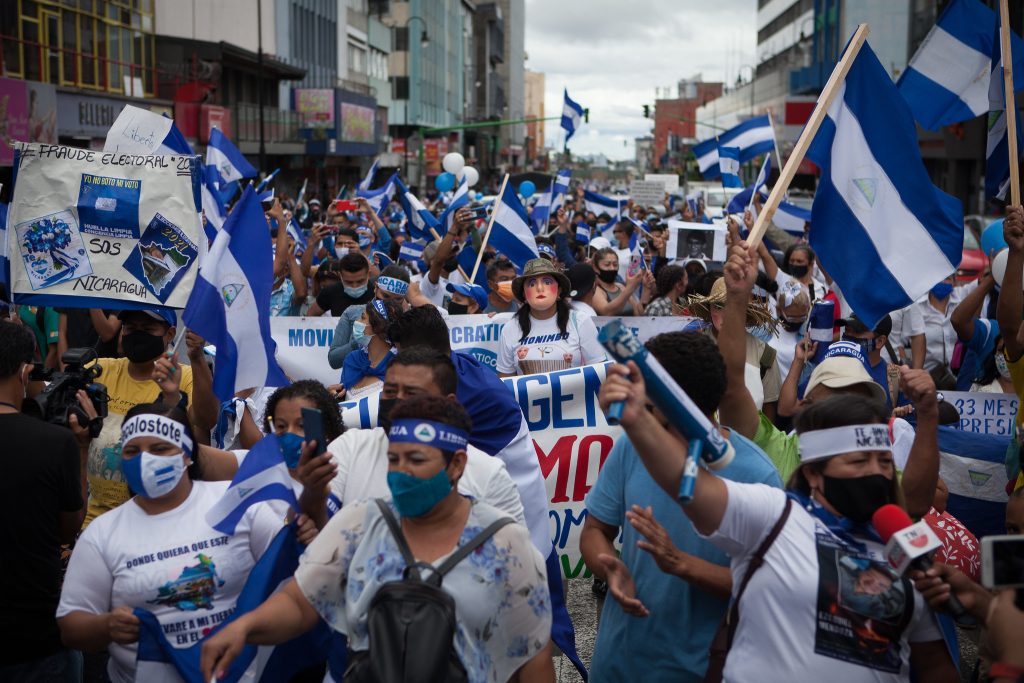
434, 517, 515, 578
724, 498, 792, 638
374, 498, 418, 571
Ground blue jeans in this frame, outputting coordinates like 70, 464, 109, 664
0, 650, 82, 683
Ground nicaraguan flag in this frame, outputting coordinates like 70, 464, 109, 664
438, 178, 470, 236
575, 221, 591, 244
357, 172, 398, 218
774, 200, 813, 236
255, 168, 280, 194
898, 0, 1023, 131
531, 187, 553, 234
207, 128, 256, 186
985, 15, 1024, 200
583, 190, 627, 223
718, 145, 743, 188
692, 115, 776, 179
488, 182, 540, 268
395, 178, 439, 240
358, 157, 380, 192
550, 169, 572, 215
183, 186, 289, 402
561, 89, 585, 142
287, 218, 307, 253
134, 523, 333, 683
726, 156, 773, 214
805, 40, 963, 329
938, 425, 1012, 540
398, 239, 425, 263
206, 433, 298, 534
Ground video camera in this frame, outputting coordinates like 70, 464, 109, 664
27, 347, 109, 437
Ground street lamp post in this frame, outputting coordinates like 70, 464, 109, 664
401, 15, 429, 185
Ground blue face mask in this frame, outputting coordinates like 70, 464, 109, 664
121, 451, 186, 499
344, 284, 368, 298
278, 432, 304, 469
352, 321, 371, 347
386, 468, 452, 517
358, 235, 372, 249
930, 282, 953, 300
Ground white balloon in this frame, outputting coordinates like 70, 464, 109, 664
991, 248, 1024, 287
462, 166, 479, 188
442, 152, 465, 176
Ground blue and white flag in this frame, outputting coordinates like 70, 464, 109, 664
561, 89, 585, 142
395, 177, 440, 240
582, 190, 627, 223
575, 221, 591, 245
358, 157, 380, 192
183, 186, 289, 402
207, 128, 256, 187
488, 182, 539, 268
749, 153, 771, 208
938, 425, 1012, 540
438, 178, 470, 236
206, 433, 298, 535
718, 145, 743, 188
255, 168, 280, 194
692, 115, 776, 179
103, 104, 193, 156
549, 169, 572, 216
531, 188, 553, 235
805, 40, 963, 329
985, 15, 1024, 200
135, 523, 332, 683
356, 171, 398, 218
898, 0, 1024, 131
398, 240, 425, 263
286, 218, 307, 253
532, 169, 572, 233
774, 200, 813, 236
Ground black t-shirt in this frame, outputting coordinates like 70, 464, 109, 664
0, 413, 82, 663
58, 308, 120, 358
316, 281, 374, 316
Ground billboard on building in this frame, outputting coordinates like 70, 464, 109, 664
0, 79, 30, 165
295, 88, 335, 129
27, 82, 58, 145
340, 102, 375, 143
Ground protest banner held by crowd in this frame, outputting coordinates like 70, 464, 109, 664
3, 3, 1024, 682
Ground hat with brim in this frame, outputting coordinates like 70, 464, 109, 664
686, 277, 778, 334
446, 282, 489, 311
117, 308, 176, 328
805, 356, 888, 404
512, 258, 571, 303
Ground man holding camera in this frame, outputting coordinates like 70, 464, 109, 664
0, 320, 92, 681
81, 309, 217, 526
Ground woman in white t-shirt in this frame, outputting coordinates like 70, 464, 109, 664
597, 369, 958, 682
497, 258, 607, 376
56, 404, 285, 683
769, 278, 811, 381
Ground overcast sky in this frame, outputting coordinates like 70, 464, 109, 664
524, 0, 757, 161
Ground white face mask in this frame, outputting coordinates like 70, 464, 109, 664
121, 451, 187, 499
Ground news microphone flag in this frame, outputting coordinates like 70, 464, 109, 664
206, 433, 298, 534
873, 505, 944, 576
134, 523, 332, 683
356, 171, 398, 218
804, 41, 963, 330
437, 177, 470, 236
561, 89, 585, 142
395, 177, 439, 240
488, 182, 540, 268
182, 185, 289, 402
692, 115, 776, 179
357, 157, 379, 192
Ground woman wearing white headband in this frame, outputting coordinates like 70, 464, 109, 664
56, 404, 284, 683
596, 371, 959, 682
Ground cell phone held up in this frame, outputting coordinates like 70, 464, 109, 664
981, 534, 1024, 609
301, 407, 327, 456
333, 199, 358, 212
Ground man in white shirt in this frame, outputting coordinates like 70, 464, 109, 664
883, 304, 926, 369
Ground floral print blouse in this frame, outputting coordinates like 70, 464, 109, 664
294, 498, 551, 683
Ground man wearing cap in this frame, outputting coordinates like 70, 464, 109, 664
79, 310, 217, 526
718, 242, 941, 518
446, 282, 489, 315
840, 313, 906, 409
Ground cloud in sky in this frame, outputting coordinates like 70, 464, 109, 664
524, 0, 756, 161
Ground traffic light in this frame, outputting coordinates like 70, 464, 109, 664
643, 105, 650, 118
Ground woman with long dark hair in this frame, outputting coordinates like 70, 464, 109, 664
496, 258, 606, 376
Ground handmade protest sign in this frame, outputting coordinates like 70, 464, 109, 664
944, 391, 1019, 437
629, 180, 667, 207
7, 142, 203, 309
666, 220, 726, 261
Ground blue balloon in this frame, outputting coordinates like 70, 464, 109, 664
982, 219, 1007, 258
519, 180, 536, 198
435, 172, 456, 193
475, 191, 484, 201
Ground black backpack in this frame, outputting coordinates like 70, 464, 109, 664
344, 499, 514, 683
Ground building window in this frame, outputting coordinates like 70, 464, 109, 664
391, 75, 409, 100
2, 0, 155, 95
348, 42, 366, 74
393, 26, 408, 51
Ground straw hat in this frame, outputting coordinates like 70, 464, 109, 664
512, 258, 571, 302
686, 277, 778, 333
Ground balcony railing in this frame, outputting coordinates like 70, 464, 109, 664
234, 102, 302, 143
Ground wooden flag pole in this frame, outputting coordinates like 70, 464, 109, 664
1000, 0, 1020, 207
748, 23, 870, 247
470, 173, 509, 282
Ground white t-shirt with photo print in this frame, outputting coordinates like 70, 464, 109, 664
57, 481, 283, 683
496, 309, 607, 375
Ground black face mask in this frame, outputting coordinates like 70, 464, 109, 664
378, 397, 399, 431
597, 269, 618, 284
782, 320, 805, 333
789, 265, 810, 278
821, 473, 893, 524
122, 331, 167, 363
447, 302, 469, 315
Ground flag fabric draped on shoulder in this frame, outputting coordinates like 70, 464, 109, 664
395, 177, 439, 240
182, 186, 289, 402
561, 89, 585, 142
805, 40, 963, 329
206, 433, 298, 535
692, 115, 776, 179
488, 182, 539, 268
718, 145, 743, 188
897, 0, 1009, 130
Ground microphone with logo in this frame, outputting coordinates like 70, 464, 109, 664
872, 504, 967, 619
